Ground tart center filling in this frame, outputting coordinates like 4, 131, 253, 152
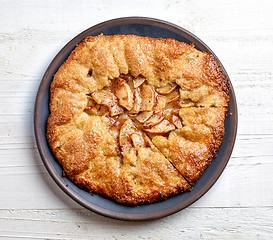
84, 74, 183, 153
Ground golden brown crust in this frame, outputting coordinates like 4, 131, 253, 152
47, 34, 229, 205
152, 107, 227, 185
75, 148, 190, 205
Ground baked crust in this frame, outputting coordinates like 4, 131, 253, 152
152, 107, 227, 185
47, 34, 229, 205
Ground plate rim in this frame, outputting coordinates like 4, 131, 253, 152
34, 16, 238, 221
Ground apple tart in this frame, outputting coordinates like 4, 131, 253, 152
47, 34, 229, 205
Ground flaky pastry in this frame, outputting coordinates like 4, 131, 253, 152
47, 34, 229, 205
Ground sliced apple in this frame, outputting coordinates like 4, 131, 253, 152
131, 133, 145, 148
85, 95, 110, 116
87, 105, 109, 116
85, 97, 97, 114
156, 82, 177, 95
130, 88, 142, 113
144, 119, 175, 134
140, 84, 155, 111
165, 88, 180, 103
143, 111, 164, 128
116, 80, 134, 111
153, 95, 167, 111
109, 105, 124, 116
142, 133, 153, 147
119, 74, 133, 82
86, 96, 96, 109
135, 111, 153, 123
133, 76, 146, 88
119, 119, 136, 152
172, 115, 183, 129
92, 90, 123, 116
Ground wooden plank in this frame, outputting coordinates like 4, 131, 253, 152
0, 208, 272, 239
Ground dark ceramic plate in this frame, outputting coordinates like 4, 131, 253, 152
34, 17, 237, 221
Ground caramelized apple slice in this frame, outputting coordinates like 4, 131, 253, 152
110, 105, 124, 117
119, 119, 136, 152
142, 133, 153, 147
85, 97, 97, 114
116, 80, 134, 111
85, 105, 109, 116
153, 95, 167, 111
144, 119, 175, 134
172, 115, 183, 128
136, 111, 153, 123
92, 90, 123, 116
140, 85, 155, 111
119, 119, 147, 151
143, 111, 164, 128
86, 96, 96, 108
130, 88, 142, 113
165, 88, 180, 103
156, 82, 177, 95
133, 76, 146, 88
131, 133, 146, 148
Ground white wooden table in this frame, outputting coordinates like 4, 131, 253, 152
1, 0, 273, 239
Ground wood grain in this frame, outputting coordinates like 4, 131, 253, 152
0, 0, 273, 238
1, 208, 272, 239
